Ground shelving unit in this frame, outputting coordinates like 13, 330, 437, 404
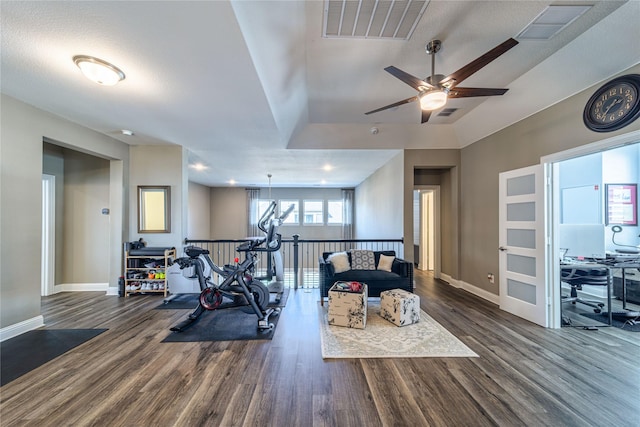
124, 247, 176, 297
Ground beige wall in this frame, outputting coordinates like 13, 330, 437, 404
188, 181, 212, 239
0, 94, 129, 332
208, 186, 346, 240
209, 187, 248, 239
129, 145, 186, 249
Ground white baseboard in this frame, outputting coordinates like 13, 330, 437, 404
0, 315, 45, 342
105, 287, 120, 296
54, 282, 109, 293
439, 273, 500, 305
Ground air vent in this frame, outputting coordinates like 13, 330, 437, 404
323, 0, 430, 40
517, 5, 592, 40
437, 108, 458, 117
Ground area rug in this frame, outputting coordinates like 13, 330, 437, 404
319, 303, 478, 359
0, 329, 107, 386
162, 305, 281, 342
580, 312, 640, 331
156, 287, 289, 310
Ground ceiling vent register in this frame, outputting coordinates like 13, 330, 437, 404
323, 0, 429, 40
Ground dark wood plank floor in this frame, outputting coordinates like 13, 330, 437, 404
1, 270, 639, 426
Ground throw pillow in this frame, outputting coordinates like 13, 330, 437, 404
328, 252, 350, 273
377, 254, 395, 272
350, 249, 376, 270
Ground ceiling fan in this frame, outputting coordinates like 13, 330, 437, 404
365, 38, 519, 123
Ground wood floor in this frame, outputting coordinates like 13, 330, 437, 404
1, 270, 639, 426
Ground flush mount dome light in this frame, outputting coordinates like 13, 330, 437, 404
419, 90, 448, 111
73, 55, 125, 86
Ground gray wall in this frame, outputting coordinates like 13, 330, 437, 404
355, 152, 404, 246
403, 150, 460, 276
1, 94, 129, 331
459, 64, 640, 295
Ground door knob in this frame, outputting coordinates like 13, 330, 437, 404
498, 246, 507, 252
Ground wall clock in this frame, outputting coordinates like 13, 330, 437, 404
583, 74, 640, 132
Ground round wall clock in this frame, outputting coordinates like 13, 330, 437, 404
583, 74, 640, 132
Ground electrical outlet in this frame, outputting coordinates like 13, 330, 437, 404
487, 273, 495, 283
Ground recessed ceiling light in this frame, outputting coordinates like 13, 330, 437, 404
189, 163, 207, 171
121, 129, 134, 136
73, 55, 125, 86
228, 179, 237, 185
323, 164, 333, 171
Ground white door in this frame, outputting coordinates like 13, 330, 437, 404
499, 164, 549, 327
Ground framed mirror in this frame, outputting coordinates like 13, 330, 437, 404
138, 186, 171, 233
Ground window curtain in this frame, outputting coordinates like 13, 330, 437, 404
246, 188, 260, 237
341, 188, 354, 240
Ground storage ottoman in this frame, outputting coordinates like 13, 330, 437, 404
327, 283, 368, 329
380, 288, 420, 326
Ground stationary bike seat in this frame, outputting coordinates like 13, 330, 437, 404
185, 246, 209, 258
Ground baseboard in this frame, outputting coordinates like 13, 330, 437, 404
54, 283, 109, 293
440, 274, 500, 305
105, 287, 120, 296
0, 315, 45, 342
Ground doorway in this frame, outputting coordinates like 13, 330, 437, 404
544, 130, 640, 328
413, 186, 441, 278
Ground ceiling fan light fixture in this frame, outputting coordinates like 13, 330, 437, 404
73, 55, 125, 86
420, 90, 448, 111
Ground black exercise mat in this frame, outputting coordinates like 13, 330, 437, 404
157, 287, 289, 310
161, 305, 281, 342
580, 312, 640, 331
1, 329, 107, 386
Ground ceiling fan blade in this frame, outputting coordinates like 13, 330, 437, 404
439, 38, 519, 88
384, 66, 434, 91
421, 109, 432, 124
448, 87, 509, 98
365, 95, 419, 115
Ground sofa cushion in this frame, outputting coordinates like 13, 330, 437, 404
333, 270, 401, 282
350, 249, 376, 270
377, 254, 395, 272
327, 251, 350, 273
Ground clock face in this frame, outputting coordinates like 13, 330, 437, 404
584, 74, 640, 132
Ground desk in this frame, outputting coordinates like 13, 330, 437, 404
608, 261, 640, 310
560, 262, 612, 326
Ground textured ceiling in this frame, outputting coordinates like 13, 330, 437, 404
2, 1, 639, 187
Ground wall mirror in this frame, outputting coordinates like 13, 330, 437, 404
138, 186, 171, 233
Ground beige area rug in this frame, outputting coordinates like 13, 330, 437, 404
319, 302, 478, 359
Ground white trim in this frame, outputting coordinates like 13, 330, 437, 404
439, 274, 500, 305
54, 282, 109, 293
41, 174, 56, 296
105, 287, 120, 296
0, 315, 45, 342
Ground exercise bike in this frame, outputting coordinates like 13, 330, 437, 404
169, 240, 279, 332
252, 201, 294, 303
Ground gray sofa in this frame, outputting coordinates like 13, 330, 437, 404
319, 250, 414, 305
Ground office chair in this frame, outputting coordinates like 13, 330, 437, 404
561, 265, 609, 313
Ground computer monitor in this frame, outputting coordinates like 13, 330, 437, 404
558, 224, 606, 259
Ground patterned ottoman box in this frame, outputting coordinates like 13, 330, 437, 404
380, 288, 420, 326
328, 282, 368, 329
